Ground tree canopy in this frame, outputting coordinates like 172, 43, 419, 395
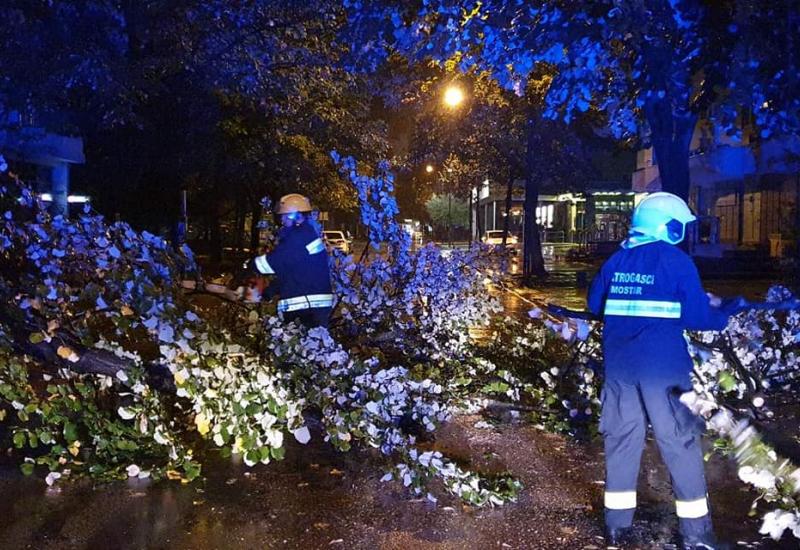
346, 0, 800, 199
0, 1, 389, 252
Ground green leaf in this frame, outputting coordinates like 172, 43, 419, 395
183, 461, 201, 481
63, 422, 78, 443
38, 430, 53, 444
13, 431, 27, 448
245, 450, 260, 465
270, 446, 286, 461
28, 332, 45, 344
20, 463, 34, 476
116, 439, 139, 451
481, 382, 510, 395
718, 371, 736, 393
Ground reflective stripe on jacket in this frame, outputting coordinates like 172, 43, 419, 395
587, 241, 728, 382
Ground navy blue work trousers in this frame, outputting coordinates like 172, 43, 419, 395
600, 377, 713, 537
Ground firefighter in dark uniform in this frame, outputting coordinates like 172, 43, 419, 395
588, 192, 739, 549
245, 193, 334, 328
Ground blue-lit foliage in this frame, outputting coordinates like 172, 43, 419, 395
0, 158, 527, 505
345, 0, 800, 197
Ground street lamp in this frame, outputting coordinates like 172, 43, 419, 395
443, 85, 465, 108
426, 164, 434, 174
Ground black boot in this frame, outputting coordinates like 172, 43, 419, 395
682, 533, 728, 550
605, 526, 634, 547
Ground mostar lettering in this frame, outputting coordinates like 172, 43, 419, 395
609, 285, 644, 295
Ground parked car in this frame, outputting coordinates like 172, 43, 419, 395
322, 230, 352, 254
482, 230, 519, 247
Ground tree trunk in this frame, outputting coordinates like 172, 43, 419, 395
476, 186, 483, 242
644, 98, 697, 200
523, 114, 547, 282
234, 193, 245, 253
120, 0, 143, 63
794, 173, 800, 288
210, 214, 222, 265
501, 170, 513, 246
737, 178, 746, 245
468, 190, 473, 242
6, 321, 174, 391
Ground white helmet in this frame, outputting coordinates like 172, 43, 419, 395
277, 193, 312, 214
630, 192, 696, 245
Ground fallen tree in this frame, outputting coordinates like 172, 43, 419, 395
3, 152, 799, 539
0, 154, 522, 504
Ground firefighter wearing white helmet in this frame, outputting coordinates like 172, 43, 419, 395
630, 192, 697, 245
277, 193, 312, 217
244, 193, 333, 328
587, 191, 737, 549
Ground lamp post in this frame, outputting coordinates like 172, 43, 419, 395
424, 164, 436, 242
445, 166, 453, 247
442, 85, 464, 247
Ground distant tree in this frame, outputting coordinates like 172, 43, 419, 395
404, 63, 629, 276
425, 193, 469, 233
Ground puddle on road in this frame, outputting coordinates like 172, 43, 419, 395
0, 432, 396, 549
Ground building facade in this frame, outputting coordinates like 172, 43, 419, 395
472, 178, 635, 246
632, 123, 800, 257
0, 110, 85, 217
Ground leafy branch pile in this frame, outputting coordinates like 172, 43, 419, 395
0, 155, 525, 505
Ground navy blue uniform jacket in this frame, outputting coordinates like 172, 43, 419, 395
587, 241, 728, 382
259, 223, 332, 301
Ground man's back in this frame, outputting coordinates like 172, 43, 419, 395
588, 241, 726, 382
266, 222, 332, 301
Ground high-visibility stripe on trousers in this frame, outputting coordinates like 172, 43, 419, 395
600, 378, 713, 538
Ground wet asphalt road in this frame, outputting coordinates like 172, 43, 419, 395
0, 259, 795, 549
0, 413, 796, 549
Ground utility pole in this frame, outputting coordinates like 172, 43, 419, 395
447, 191, 452, 246
174, 189, 188, 248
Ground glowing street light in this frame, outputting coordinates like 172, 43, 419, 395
443, 85, 465, 108
425, 164, 434, 173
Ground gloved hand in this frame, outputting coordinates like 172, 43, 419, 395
718, 295, 750, 316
